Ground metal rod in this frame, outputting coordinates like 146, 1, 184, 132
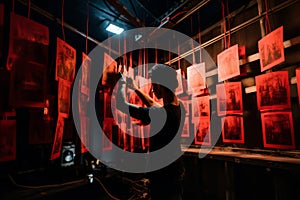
16, 0, 119, 55
167, 0, 299, 65
174, 0, 211, 26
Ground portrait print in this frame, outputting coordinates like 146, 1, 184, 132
55, 37, 76, 83
261, 111, 295, 149
255, 71, 290, 110
102, 118, 113, 151
0, 119, 16, 162
50, 116, 65, 160
58, 79, 71, 118
222, 116, 244, 144
9, 61, 46, 108
217, 44, 240, 82
102, 52, 117, 86
81, 53, 91, 97
258, 26, 285, 72
175, 68, 184, 95
187, 63, 206, 95
6, 13, 49, 71
80, 115, 89, 153
194, 117, 210, 146
217, 82, 243, 116
192, 95, 210, 122
296, 68, 300, 104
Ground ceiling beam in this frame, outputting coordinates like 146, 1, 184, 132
106, 0, 144, 27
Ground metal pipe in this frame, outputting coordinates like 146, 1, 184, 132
167, 0, 299, 65
257, 0, 266, 37
174, 0, 211, 26
16, 0, 119, 55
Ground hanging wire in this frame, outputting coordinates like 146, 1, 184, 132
221, 1, 227, 49
61, 0, 66, 41
177, 40, 180, 69
85, 1, 89, 54
12, 0, 15, 12
197, 12, 202, 63
155, 42, 158, 64
190, 16, 196, 64
27, 0, 31, 18
264, 0, 271, 34
226, 0, 231, 48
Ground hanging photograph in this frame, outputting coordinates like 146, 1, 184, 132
9, 61, 47, 108
175, 68, 184, 95
255, 71, 290, 110
50, 116, 65, 160
55, 37, 76, 83
217, 82, 243, 116
187, 63, 206, 95
81, 52, 91, 97
102, 52, 117, 86
217, 44, 240, 82
80, 115, 89, 153
58, 79, 71, 118
0, 117, 16, 162
296, 68, 300, 104
258, 26, 285, 72
6, 13, 49, 71
194, 117, 211, 146
104, 92, 113, 118
261, 111, 295, 149
221, 115, 244, 144
181, 116, 190, 138
102, 118, 113, 151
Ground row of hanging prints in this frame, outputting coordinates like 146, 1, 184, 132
0, 11, 299, 162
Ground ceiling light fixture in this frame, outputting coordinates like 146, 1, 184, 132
106, 23, 124, 34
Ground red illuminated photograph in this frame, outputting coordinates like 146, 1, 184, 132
0, 119, 16, 162
296, 68, 300, 104
50, 116, 65, 160
181, 116, 190, 138
255, 71, 290, 110
58, 79, 71, 118
187, 63, 206, 95
258, 26, 285, 72
9, 61, 47, 108
222, 115, 244, 144
81, 53, 91, 97
175, 69, 184, 95
6, 13, 49, 71
55, 37, 76, 83
104, 92, 113, 118
102, 118, 113, 151
102, 52, 117, 86
217, 82, 243, 116
80, 115, 89, 153
217, 44, 240, 82
194, 117, 210, 146
261, 111, 295, 149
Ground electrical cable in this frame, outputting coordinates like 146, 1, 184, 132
8, 174, 87, 189
93, 176, 121, 200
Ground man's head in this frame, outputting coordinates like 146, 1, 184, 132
150, 64, 178, 99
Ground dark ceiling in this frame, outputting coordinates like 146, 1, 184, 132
11, 0, 253, 45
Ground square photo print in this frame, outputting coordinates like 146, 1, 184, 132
261, 111, 295, 149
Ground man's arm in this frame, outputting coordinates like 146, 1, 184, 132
126, 77, 161, 107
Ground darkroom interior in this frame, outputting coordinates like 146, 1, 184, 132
1, 0, 300, 199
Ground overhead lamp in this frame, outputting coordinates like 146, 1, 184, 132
106, 23, 124, 34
